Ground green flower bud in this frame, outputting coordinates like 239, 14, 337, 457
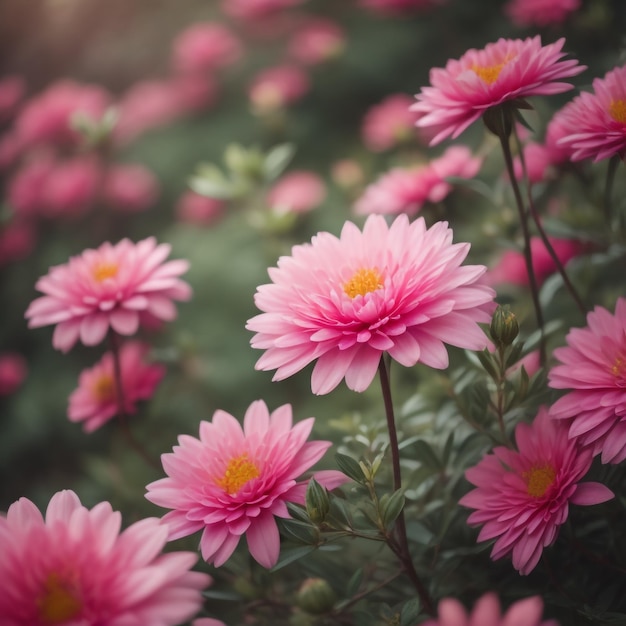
490, 305, 519, 347
296, 578, 337, 615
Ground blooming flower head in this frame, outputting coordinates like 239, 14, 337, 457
102, 163, 160, 213
0, 489, 211, 626
145, 400, 346, 568
247, 214, 495, 395
176, 190, 225, 225
421, 592, 559, 626
412, 36, 585, 145
460, 408, 613, 574
505, 0, 580, 28
248, 64, 310, 114
512, 141, 554, 184
0, 351, 27, 395
288, 18, 345, 66
68, 341, 165, 432
556, 65, 626, 162
267, 170, 327, 214
0, 75, 25, 122
25, 237, 191, 352
549, 298, 626, 463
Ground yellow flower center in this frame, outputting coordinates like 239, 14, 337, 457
343, 268, 383, 299
609, 99, 626, 124
216, 454, 260, 495
92, 262, 119, 283
524, 464, 556, 498
37, 572, 82, 624
471, 54, 515, 85
92, 374, 116, 403
611, 355, 625, 377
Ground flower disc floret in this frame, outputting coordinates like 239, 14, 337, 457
247, 214, 495, 395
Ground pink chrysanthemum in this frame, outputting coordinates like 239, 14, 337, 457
25, 237, 191, 353
0, 490, 211, 626
556, 65, 626, 162
549, 298, 626, 463
505, 0, 580, 27
361, 93, 422, 152
68, 341, 165, 432
412, 36, 585, 145
460, 408, 613, 575
146, 400, 346, 568
421, 592, 559, 626
247, 214, 495, 395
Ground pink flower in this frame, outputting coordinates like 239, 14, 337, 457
248, 64, 310, 113
512, 142, 554, 184
172, 22, 243, 75
25, 237, 191, 352
360, 0, 446, 14
103, 163, 160, 213
0, 351, 27, 395
176, 190, 225, 225
267, 170, 326, 214
247, 214, 494, 395
68, 341, 165, 432
354, 146, 482, 216
288, 18, 345, 66
222, 0, 304, 20
545, 108, 575, 164
549, 298, 626, 464
421, 592, 559, 626
412, 36, 585, 145
361, 93, 422, 152
7, 156, 55, 217
0, 490, 211, 626
0, 219, 36, 267
193, 620, 226, 626
505, 0, 580, 27
460, 408, 613, 575
145, 400, 346, 568
0, 75, 25, 122
556, 65, 626, 162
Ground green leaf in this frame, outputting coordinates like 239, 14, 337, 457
476, 349, 499, 380
278, 518, 317, 544
346, 567, 364, 596
270, 545, 317, 572
306, 478, 330, 524
335, 453, 366, 484
380, 489, 406, 528
412, 440, 442, 470
263, 143, 296, 180
188, 175, 236, 199
400, 597, 421, 626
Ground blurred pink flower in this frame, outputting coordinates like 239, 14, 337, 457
249, 64, 310, 113
267, 170, 326, 214
354, 146, 482, 216
512, 142, 554, 184
361, 93, 422, 152
412, 36, 585, 145
505, 0, 580, 27
193, 620, 227, 626
15, 80, 111, 148
103, 163, 159, 213
331, 159, 365, 190
288, 18, 345, 65
172, 22, 243, 74
0, 219, 36, 267
557, 65, 626, 162
247, 214, 494, 394
68, 341, 165, 432
7, 156, 55, 216
222, 0, 304, 20
25, 237, 191, 352
176, 190, 225, 225
146, 400, 346, 568
549, 298, 626, 464
460, 408, 613, 574
0, 490, 211, 626
0, 131, 24, 170
545, 108, 575, 164
507, 349, 541, 379
421, 592, 559, 626
360, 0, 446, 14
0, 75, 25, 122
0, 351, 27, 395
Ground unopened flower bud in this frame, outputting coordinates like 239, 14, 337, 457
296, 578, 337, 615
490, 305, 519, 347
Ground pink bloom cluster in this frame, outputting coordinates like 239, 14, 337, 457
177, 190, 226, 225
288, 18, 345, 65
247, 214, 494, 395
549, 298, 626, 463
460, 408, 613, 574
0, 490, 211, 626
505, 0, 580, 28
146, 400, 346, 568
222, 0, 304, 20
267, 170, 327, 214
249, 64, 310, 113
25, 237, 191, 352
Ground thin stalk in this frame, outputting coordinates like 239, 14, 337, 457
378, 357, 434, 615
604, 155, 619, 229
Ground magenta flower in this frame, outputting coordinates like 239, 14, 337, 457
25, 237, 191, 353
248, 64, 310, 114
421, 592, 559, 626
557, 65, 626, 162
267, 170, 327, 215
222, 0, 304, 20
288, 18, 345, 66
146, 400, 346, 568
505, 0, 580, 27
247, 214, 494, 395
549, 298, 626, 463
460, 408, 613, 574
412, 36, 585, 145
102, 163, 160, 213
0, 490, 211, 626
68, 340, 165, 432
0, 351, 27, 396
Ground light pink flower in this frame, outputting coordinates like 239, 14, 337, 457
248, 64, 310, 113
288, 18, 345, 66
267, 170, 326, 214
68, 341, 165, 432
172, 22, 243, 74
556, 65, 626, 162
460, 408, 613, 575
549, 298, 626, 464
176, 190, 225, 225
103, 163, 159, 213
7, 156, 55, 216
0, 219, 36, 267
412, 36, 585, 145
545, 108, 575, 164
0, 351, 27, 395
507, 349, 541, 379
421, 592, 559, 626
247, 214, 494, 395
361, 93, 422, 152
360, 0, 446, 14
25, 237, 191, 352
0, 490, 211, 626
222, 0, 304, 20
331, 159, 365, 190
0, 75, 25, 122
0, 131, 24, 170
354, 146, 482, 216
146, 400, 346, 568
505, 0, 580, 28
193, 620, 227, 626
512, 142, 554, 184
